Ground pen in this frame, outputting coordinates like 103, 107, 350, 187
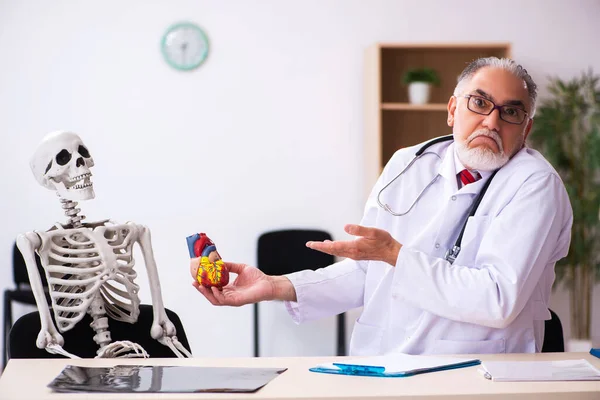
478, 368, 492, 380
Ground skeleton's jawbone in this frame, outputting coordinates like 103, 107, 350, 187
58, 186, 95, 201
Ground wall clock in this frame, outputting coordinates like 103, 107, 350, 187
161, 22, 209, 71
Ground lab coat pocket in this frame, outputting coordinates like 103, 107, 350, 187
349, 319, 383, 356
432, 338, 505, 354
455, 216, 491, 264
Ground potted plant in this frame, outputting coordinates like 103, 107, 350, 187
528, 70, 600, 348
402, 67, 441, 105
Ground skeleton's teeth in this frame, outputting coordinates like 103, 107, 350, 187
65, 172, 93, 190
71, 182, 93, 190
69, 173, 91, 182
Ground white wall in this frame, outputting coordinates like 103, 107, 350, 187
1, 0, 599, 359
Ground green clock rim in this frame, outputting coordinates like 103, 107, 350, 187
161, 21, 210, 71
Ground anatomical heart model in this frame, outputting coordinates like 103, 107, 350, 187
16, 131, 192, 359
187, 233, 229, 288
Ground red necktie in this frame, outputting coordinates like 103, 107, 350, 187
458, 169, 481, 186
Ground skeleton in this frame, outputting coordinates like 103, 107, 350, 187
16, 131, 192, 359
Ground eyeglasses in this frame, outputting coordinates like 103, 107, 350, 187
460, 95, 529, 125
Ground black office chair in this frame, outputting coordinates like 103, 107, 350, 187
255, 229, 346, 357
542, 309, 564, 352
7, 304, 191, 359
3, 242, 51, 369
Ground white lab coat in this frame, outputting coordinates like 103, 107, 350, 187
285, 138, 573, 356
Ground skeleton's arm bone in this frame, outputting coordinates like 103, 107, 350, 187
46, 344, 81, 359
134, 226, 193, 358
16, 232, 65, 351
157, 337, 192, 358
133, 223, 175, 340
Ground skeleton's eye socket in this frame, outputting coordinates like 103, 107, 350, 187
56, 149, 72, 166
78, 145, 90, 158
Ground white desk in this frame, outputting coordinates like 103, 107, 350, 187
1, 352, 599, 399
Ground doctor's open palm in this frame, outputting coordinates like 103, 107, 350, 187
193, 262, 286, 306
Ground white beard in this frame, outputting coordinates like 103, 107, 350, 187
455, 129, 512, 171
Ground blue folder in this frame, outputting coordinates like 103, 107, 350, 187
591, 348, 600, 359
309, 353, 481, 378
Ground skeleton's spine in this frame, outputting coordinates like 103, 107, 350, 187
89, 295, 112, 355
59, 197, 85, 228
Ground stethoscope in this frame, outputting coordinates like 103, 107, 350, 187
376, 135, 498, 264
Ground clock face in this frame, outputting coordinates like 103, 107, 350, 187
161, 22, 209, 71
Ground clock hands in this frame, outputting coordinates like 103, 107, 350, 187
181, 42, 188, 65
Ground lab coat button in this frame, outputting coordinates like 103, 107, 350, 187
435, 243, 440, 249
451, 195, 457, 201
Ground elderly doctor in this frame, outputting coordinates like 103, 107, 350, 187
194, 57, 573, 355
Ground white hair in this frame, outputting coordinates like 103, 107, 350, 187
453, 57, 538, 118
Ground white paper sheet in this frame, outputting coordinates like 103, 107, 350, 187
480, 359, 600, 382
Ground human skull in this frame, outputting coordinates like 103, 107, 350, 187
30, 131, 95, 201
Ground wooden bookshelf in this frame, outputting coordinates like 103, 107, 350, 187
363, 43, 511, 197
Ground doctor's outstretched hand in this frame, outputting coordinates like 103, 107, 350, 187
306, 224, 402, 266
193, 262, 297, 306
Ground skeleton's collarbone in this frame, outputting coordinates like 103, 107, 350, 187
41, 222, 138, 241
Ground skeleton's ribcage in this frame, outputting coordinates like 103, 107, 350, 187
41, 226, 141, 332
